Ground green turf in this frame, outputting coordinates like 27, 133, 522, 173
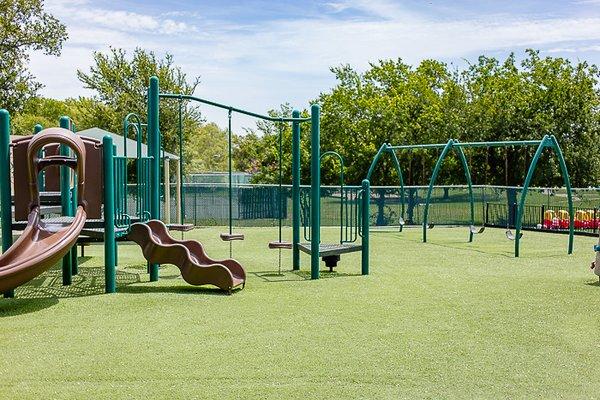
1, 226, 599, 399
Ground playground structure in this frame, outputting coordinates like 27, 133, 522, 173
155, 77, 370, 279
367, 137, 574, 257
0, 75, 372, 297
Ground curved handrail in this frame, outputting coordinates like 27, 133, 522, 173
320, 150, 345, 244
27, 128, 86, 210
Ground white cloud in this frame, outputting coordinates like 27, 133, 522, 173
30, 0, 600, 131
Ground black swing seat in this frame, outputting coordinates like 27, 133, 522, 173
469, 225, 485, 234
268, 241, 292, 250
166, 223, 194, 232
427, 223, 435, 229
220, 232, 245, 241
298, 242, 362, 271
505, 230, 523, 240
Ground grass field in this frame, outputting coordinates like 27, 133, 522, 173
1, 226, 600, 399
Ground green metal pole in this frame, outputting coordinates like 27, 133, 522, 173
388, 148, 406, 226
366, 144, 406, 229
69, 121, 79, 275
515, 137, 548, 257
0, 110, 14, 298
59, 116, 73, 285
178, 100, 185, 225
34, 124, 44, 192
423, 140, 454, 243
551, 135, 574, 254
103, 136, 116, 293
361, 179, 370, 275
148, 76, 160, 281
310, 104, 321, 280
453, 142, 475, 242
227, 109, 233, 235
291, 110, 301, 270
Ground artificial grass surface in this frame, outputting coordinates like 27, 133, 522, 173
1, 226, 599, 399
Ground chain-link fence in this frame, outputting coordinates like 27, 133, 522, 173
3, 184, 600, 243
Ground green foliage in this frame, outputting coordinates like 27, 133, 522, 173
76, 47, 202, 159
236, 51, 600, 187
233, 104, 312, 184
0, 0, 67, 113
187, 123, 229, 172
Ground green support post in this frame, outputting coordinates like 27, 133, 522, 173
310, 104, 321, 280
361, 179, 370, 275
1, 110, 14, 298
59, 116, 73, 285
103, 136, 116, 293
515, 137, 548, 257
291, 110, 301, 271
34, 124, 44, 192
366, 143, 406, 228
551, 135, 574, 254
515, 135, 574, 257
423, 140, 455, 243
148, 76, 160, 281
453, 141, 475, 243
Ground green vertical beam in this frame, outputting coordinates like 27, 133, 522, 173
178, 100, 185, 224
551, 135, 574, 254
59, 116, 72, 285
34, 124, 44, 192
361, 179, 370, 275
103, 136, 116, 293
227, 109, 233, 235
423, 140, 455, 243
515, 137, 548, 257
387, 147, 406, 225
310, 104, 321, 280
70, 122, 79, 275
291, 110, 301, 270
0, 110, 14, 298
366, 144, 406, 228
148, 76, 160, 281
453, 142, 475, 243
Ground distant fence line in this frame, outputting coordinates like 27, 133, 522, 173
136, 184, 600, 233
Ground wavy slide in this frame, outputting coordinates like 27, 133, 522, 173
0, 128, 87, 294
128, 220, 246, 293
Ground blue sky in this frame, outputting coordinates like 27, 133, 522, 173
35, 0, 600, 130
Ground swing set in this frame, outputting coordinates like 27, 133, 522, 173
367, 136, 574, 257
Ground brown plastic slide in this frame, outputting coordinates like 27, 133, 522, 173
0, 128, 87, 293
128, 220, 246, 293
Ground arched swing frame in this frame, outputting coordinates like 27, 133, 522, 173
420, 136, 573, 257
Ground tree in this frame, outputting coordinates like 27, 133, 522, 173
0, 0, 67, 113
233, 50, 600, 188
77, 47, 202, 163
187, 123, 229, 172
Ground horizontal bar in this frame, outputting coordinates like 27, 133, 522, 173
159, 93, 311, 123
388, 139, 544, 151
452, 140, 542, 148
387, 143, 448, 150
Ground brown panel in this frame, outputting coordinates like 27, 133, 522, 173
12, 136, 32, 221
82, 138, 103, 219
43, 144, 60, 191
11, 133, 104, 220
